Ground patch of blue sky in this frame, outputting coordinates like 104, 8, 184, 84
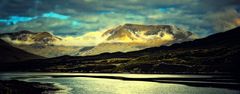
0, 12, 71, 25
0, 20, 8, 24
42, 12, 70, 20
0, 16, 37, 25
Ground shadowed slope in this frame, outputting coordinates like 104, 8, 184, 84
0, 39, 44, 63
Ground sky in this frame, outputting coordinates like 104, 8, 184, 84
0, 0, 240, 38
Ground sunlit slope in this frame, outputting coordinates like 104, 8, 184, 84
79, 24, 194, 56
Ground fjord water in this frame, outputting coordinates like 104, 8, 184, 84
1, 73, 239, 94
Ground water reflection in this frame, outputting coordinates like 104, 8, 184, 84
30, 77, 240, 94
0, 73, 239, 94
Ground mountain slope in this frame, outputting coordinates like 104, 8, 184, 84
0, 30, 62, 44
78, 24, 194, 56
138, 26, 240, 53
0, 39, 44, 63
102, 24, 193, 42
2, 27, 239, 73
0, 30, 80, 57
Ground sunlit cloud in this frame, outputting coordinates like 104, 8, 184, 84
55, 31, 107, 46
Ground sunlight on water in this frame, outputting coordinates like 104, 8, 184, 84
29, 76, 240, 94
1, 73, 239, 94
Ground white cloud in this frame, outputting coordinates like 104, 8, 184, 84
54, 29, 109, 46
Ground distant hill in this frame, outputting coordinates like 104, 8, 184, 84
0, 39, 44, 63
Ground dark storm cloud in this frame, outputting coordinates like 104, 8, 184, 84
0, 0, 36, 18
0, 0, 239, 37
0, 0, 74, 18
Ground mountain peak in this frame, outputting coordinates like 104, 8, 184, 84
0, 30, 61, 44
102, 24, 193, 43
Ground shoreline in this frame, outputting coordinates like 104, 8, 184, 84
1, 71, 239, 75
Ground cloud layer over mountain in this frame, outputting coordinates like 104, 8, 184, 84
0, 0, 239, 38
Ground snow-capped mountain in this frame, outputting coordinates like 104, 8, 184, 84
78, 24, 195, 56
0, 30, 62, 45
0, 30, 79, 57
102, 24, 193, 43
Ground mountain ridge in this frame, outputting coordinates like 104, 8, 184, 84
102, 24, 193, 42
0, 24, 195, 57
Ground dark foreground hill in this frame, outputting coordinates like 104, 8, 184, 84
0, 39, 44, 63
1, 27, 240, 74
